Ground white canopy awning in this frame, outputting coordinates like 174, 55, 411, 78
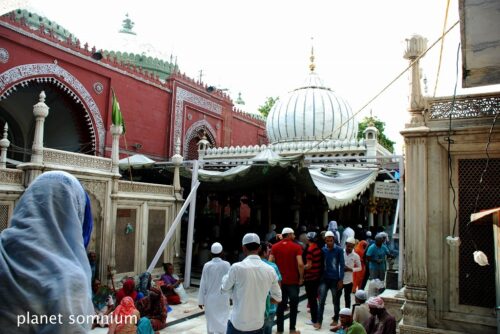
308, 166, 378, 210
119, 154, 155, 169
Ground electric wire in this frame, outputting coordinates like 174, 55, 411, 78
301, 20, 460, 157
433, 0, 452, 97
447, 42, 460, 238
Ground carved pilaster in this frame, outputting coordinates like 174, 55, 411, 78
401, 133, 429, 328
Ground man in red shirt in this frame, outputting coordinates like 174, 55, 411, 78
270, 227, 304, 334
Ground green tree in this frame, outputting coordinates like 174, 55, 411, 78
357, 116, 395, 153
258, 96, 278, 118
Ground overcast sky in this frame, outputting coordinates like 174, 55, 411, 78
12, 0, 500, 152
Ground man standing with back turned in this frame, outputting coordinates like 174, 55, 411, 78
222, 233, 282, 334
270, 227, 304, 334
199, 242, 231, 334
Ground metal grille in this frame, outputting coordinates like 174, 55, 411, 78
429, 94, 500, 119
458, 158, 499, 308
0, 205, 9, 231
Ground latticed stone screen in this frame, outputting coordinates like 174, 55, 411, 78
186, 138, 199, 161
115, 208, 137, 273
458, 158, 499, 308
147, 209, 166, 269
0, 204, 9, 232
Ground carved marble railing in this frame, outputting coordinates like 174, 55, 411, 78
203, 138, 367, 159
43, 148, 113, 172
427, 93, 500, 120
118, 180, 174, 196
0, 168, 23, 186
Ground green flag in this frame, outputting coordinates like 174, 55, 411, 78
111, 89, 125, 133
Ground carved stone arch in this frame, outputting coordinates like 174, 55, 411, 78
0, 63, 105, 154
183, 119, 217, 157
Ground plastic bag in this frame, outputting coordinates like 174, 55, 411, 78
174, 283, 189, 303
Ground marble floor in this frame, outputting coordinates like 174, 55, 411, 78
92, 284, 352, 334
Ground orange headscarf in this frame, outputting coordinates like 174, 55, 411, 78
114, 296, 137, 317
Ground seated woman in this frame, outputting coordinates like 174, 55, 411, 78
108, 296, 139, 334
159, 263, 183, 305
92, 279, 115, 328
115, 278, 138, 305
137, 272, 152, 300
135, 287, 167, 331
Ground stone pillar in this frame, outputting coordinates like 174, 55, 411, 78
110, 124, 123, 175
404, 35, 427, 126
31, 91, 49, 164
109, 124, 122, 278
24, 91, 49, 185
399, 34, 430, 332
0, 123, 10, 168
171, 137, 184, 259
171, 137, 183, 193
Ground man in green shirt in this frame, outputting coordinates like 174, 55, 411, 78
330, 308, 366, 334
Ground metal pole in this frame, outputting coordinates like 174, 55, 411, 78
184, 160, 199, 288
146, 181, 200, 273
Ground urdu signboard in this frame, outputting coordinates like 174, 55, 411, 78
374, 181, 399, 199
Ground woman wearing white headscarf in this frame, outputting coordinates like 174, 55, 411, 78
0, 171, 94, 333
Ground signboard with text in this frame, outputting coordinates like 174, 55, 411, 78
374, 181, 399, 199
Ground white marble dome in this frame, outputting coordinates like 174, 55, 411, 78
266, 71, 358, 144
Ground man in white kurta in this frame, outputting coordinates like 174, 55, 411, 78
221, 233, 282, 333
198, 242, 231, 334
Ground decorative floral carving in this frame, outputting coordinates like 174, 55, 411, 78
43, 148, 113, 171
0, 169, 23, 185
173, 87, 222, 153
93, 82, 104, 94
0, 63, 105, 154
80, 179, 107, 216
118, 181, 174, 196
0, 48, 9, 63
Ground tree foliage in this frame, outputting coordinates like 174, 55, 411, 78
258, 96, 278, 118
357, 116, 395, 153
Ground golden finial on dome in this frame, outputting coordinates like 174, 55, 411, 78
309, 37, 315, 72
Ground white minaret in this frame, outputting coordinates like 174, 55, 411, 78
31, 91, 49, 164
0, 123, 10, 168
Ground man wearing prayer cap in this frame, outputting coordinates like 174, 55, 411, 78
330, 307, 367, 334
315, 228, 344, 329
364, 296, 396, 334
269, 227, 304, 334
365, 232, 391, 281
353, 290, 371, 327
222, 233, 282, 333
333, 236, 361, 325
198, 242, 230, 334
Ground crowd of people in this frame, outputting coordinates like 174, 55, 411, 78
194, 221, 397, 334
0, 170, 398, 334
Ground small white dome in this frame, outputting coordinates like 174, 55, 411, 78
266, 71, 358, 144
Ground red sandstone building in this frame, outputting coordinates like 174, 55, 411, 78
0, 10, 266, 164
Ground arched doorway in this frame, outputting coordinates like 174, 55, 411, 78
0, 80, 96, 161
184, 127, 216, 161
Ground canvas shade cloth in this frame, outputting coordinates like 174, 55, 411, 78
308, 166, 378, 210
119, 154, 155, 169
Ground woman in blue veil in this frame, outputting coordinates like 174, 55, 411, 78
0, 171, 94, 333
